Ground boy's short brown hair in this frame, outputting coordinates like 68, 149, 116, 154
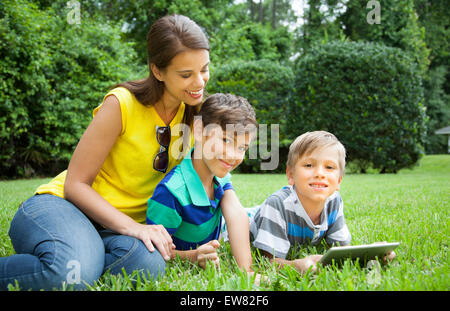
197, 93, 258, 133
287, 131, 346, 177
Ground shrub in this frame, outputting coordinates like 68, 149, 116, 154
0, 0, 139, 178
289, 41, 427, 173
208, 59, 295, 173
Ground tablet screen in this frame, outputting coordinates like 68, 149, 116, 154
319, 242, 400, 265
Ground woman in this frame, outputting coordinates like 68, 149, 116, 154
0, 15, 253, 290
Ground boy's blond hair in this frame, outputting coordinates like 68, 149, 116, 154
287, 131, 346, 177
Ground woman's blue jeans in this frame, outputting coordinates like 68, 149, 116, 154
0, 194, 166, 290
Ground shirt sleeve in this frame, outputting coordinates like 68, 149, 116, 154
217, 172, 234, 192
250, 195, 291, 259
325, 195, 352, 246
146, 183, 183, 235
95, 87, 130, 136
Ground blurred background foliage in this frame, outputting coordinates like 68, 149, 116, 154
0, 0, 448, 177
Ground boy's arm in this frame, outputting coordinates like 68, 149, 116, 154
261, 250, 322, 274
251, 196, 291, 259
148, 187, 222, 268
171, 249, 197, 262
147, 183, 183, 229
325, 195, 351, 246
251, 195, 322, 274
221, 189, 253, 272
146, 184, 183, 252
171, 240, 220, 269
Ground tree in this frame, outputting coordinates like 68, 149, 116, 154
294, 0, 347, 54
209, 16, 293, 65
414, 0, 449, 73
339, 0, 430, 74
414, 0, 450, 153
272, 0, 277, 29
247, 0, 297, 29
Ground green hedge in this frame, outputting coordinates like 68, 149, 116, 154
0, 0, 139, 178
208, 59, 295, 173
289, 41, 427, 173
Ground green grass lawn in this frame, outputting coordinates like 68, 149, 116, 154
1, 155, 449, 290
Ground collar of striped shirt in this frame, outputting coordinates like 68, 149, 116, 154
170, 149, 228, 207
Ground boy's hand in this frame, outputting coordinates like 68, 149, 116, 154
371, 241, 396, 263
384, 250, 396, 262
292, 255, 323, 274
246, 271, 271, 286
196, 240, 220, 269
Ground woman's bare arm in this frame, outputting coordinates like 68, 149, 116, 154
64, 95, 173, 259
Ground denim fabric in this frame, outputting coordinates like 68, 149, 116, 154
100, 229, 166, 280
0, 194, 165, 290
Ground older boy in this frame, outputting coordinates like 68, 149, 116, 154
146, 93, 258, 272
250, 131, 351, 273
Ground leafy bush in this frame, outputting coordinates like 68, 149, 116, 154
0, 0, 139, 178
208, 59, 295, 173
289, 41, 427, 173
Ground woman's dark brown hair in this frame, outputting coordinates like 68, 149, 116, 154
114, 14, 209, 126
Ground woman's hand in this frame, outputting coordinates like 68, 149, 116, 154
129, 223, 175, 261
195, 240, 220, 269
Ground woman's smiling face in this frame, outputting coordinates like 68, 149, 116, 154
155, 48, 210, 107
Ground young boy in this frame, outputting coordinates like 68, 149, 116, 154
146, 93, 258, 272
249, 131, 351, 273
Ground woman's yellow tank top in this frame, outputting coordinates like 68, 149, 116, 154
35, 87, 193, 223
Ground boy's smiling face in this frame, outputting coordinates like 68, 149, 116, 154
287, 145, 343, 207
195, 123, 253, 178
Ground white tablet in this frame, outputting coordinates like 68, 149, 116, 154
319, 242, 400, 265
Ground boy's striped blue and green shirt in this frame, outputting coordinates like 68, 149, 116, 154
146, 151, 233, 250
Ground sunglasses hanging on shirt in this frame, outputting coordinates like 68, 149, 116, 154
153, 125, 171, 173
